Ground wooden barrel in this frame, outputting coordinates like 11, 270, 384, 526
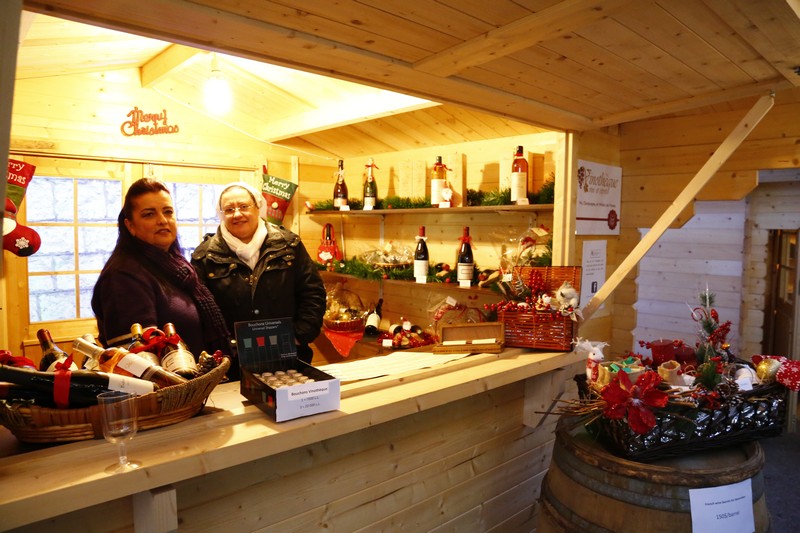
538, 419, 771, 533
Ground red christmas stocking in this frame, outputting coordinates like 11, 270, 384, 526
4, 159, 41, 257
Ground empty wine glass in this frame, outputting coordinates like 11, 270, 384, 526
97, 390, 141, 474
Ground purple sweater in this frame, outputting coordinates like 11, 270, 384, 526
91, 259, 207, 356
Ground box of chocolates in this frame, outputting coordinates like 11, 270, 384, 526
235, 318, 340, 422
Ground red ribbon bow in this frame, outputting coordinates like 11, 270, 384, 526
53, 354, 76, 409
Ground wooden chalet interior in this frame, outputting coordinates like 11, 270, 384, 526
0, 1, 799, 531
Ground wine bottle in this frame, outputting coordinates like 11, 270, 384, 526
79, 333, 101, 370
365, 298, 383, 336
414, 225, 429, 284
36, 329, 78, 372
430, 156, 446, 206
128, 323, 161, 366
511, 145, 528, 203
363, 158, 378, 210
0, 364, 157, 409
456, 226, 474, 287
0, 382, 58, 406
333, 159, 348, 208
160, 323, 199, 378
73, 337, 187, 388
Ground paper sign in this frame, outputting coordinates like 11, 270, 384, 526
689, 479, 755, 533
576, 159, 621, 235
581, 240, 607, 312
261, 173, 298, 225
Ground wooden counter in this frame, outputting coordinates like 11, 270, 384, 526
0, 348, 583, 532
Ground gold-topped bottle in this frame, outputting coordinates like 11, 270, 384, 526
127, 323, 161, 366
160, 323, 199, 379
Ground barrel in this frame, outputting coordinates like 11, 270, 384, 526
538, 419, 771, 532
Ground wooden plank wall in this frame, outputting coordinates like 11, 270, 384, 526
633, 200, 746, 351
618, 88, 800, 355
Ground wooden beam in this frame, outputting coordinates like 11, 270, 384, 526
413, 0, 637, 77
140, 43, 200, 87
580, 92, 775, 322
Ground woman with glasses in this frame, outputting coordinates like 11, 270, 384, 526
191, 181, 325, 379
92, 178, 231, 358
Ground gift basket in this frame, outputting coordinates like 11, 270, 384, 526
0, 353, 229, 444
560, 290, 794, 461
323, 283, 368, 332
487, 265, 581, 351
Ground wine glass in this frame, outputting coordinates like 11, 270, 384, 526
97, 390, 141, 474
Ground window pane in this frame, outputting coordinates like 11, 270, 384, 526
29, 274, 76, 322
79, 273, 100, 319
178, 226, 202, 258
27, 226, 75, 273
202, 184, 225, 224
78, 179, 121, 222
27, 177, 74, 223
169, 182, 201, 223
78, 226, 117, 270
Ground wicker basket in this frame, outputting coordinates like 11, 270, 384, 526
498, 266, 581, 351
0, 357, 230, 443
323, 317, 366, 332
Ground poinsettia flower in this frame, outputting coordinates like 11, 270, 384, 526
601, 370, 669, 434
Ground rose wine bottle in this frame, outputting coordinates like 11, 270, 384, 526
430, 156, 446, 205
333, 159, 348, 208
0, 364, 157, 408
73, 337, 187, 388
160, 323, 199, 378
36, 329, 78, 372
363, 158, 378, 210
414, 225, 429, 284
456, 226, 474, 287
511, 145, 528, 203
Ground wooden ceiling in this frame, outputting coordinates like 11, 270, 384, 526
18, 0, 800, 158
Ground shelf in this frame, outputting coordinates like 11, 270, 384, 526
307, 204, 553, 218
320, 270, 497, 296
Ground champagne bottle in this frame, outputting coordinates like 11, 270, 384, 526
36, 329, 78, 372
414, 225, 429, 284
73, 337, 187, 388
430, 156, 446, 206
160, 323, 199, 378
365, 298, 383, 336
511, 145, 528, 203
363, 158, 378, 210
333, 159, 348, 208
456, 226, 474, 287
79, 333, 101, 370
128, 323, 161, 366
0, 364, 157, 409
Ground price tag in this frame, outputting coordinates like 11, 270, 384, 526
689, 479, 754, 533
338, 205, 351, 211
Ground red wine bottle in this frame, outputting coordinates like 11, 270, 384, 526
0, 364, 157, 408
0, 382, 58, 406
364, 298, 383, 336
414, 225, 429, 283
363, 158, 378, 209
511, 145, 528, 203
73, 337, 187, 388
333, 159, 348, 208
456, 226, 474, 286
36, 329, 78, 372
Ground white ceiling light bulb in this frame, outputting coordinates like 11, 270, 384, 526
204, 53, 232, 115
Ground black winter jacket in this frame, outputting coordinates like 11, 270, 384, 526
191, 223, 326, 372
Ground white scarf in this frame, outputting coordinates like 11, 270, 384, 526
220, 218, 268, 270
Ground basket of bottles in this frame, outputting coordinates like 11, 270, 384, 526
492, 266, 582, 351
0, 326, 230, 443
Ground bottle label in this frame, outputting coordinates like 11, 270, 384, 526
333, 197, 347, 207
364, 197, 376, 209
162, 349, 198, 374
431, 179, 445, 205
116, 353, 153, 377
45, 359, 78, 373
510, 172, 527, 202
457, 262, 474, 282
414, 259, 429, 279
366, 312, 380, 329
106, 373, 156, 395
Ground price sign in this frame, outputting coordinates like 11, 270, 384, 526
689, 479, 755, 533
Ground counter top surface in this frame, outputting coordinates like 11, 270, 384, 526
0, 348, 581, 529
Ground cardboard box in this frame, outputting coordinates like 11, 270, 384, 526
235, 319, 340, 422
432, 322, 505, 354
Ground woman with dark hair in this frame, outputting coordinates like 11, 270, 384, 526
91, 178, 230, 357
192, 181, 325, 379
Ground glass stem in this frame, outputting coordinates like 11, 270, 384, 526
118, 441, 128, 466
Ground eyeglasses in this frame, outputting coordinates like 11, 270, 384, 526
221, 204, 254, 216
